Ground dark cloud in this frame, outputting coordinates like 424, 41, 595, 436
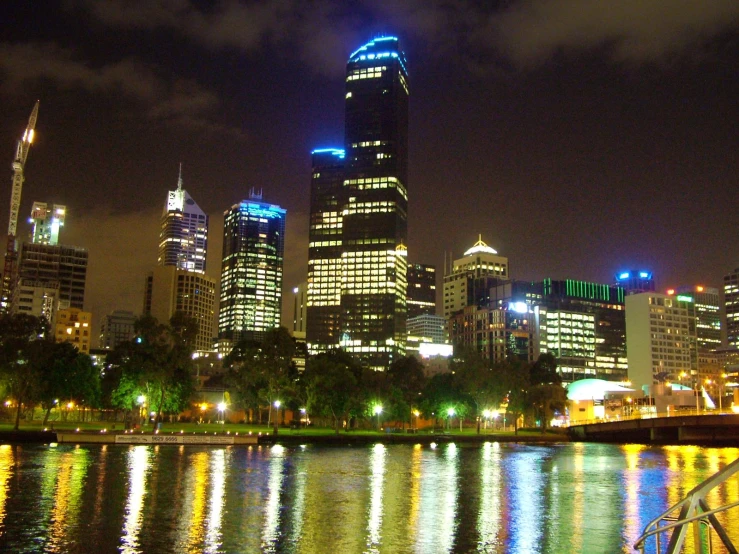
477, 0, 739, 67
0, 42, 238, 134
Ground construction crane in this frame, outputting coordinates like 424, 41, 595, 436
1, 101, 39, 312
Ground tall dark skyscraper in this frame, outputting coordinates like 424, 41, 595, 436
407, 263, 436, 319
307, 36, 410, 370
307, 149, 345, 352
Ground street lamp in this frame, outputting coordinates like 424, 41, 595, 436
217, 402, 227, 423
373, 405, 383, 431
447, 407, 455, 431
273, 400, 281, 435
413, 409, 420, 431
136, 395, 145, 427
482, 409, 491, 431
300, 407, 307, 429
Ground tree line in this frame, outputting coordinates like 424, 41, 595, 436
0, 313, 566, 433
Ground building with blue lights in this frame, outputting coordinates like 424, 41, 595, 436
218, 191, 286, 346
306, 149, 345, 353
615, 270, 655, 295
306, 36, 410, 369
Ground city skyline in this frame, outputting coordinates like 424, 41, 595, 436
1, 1, 737, 334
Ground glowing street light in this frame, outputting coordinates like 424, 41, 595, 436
374, 405, 383, 430
447, 407, 455, 430
273, 400, 281, 435
217, 402, 227, 423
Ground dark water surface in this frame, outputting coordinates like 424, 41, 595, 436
0, 441, 736, 553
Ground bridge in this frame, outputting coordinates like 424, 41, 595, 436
568, 412, 739, 444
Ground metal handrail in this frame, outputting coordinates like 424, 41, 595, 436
634, 457, 739, 553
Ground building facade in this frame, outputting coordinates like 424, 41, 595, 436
144, 266, 216, 353
724, 267, 739, 348
407, 263, 436, 319
673, 286, 721, 354
306, 149, 345, 353
625, 292, 698, 392
448, 304, 535, 364
443, 237, 508, 319
218, 194, 285, 346
339, 36, 410, 370
55, 307, 92, 354
15, 242, 87, 310
99, 309, 137, 350
306, 37, 410, 370
29, 202, 65, 245
158, 167, 208, 273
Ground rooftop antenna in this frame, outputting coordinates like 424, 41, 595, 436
249, 187, 263, 200
177, 163, 183, 191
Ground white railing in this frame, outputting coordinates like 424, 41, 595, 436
634, 457, 739, 553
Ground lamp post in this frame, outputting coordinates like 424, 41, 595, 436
413, 409, 420, 431
217, 402, 226, 424
137, 396, 145, 427
482, 409, 491, 432
273, 400, 281, 435
447, 407, 455, 431
300, 407, 307, 429
373, 405, 383, 431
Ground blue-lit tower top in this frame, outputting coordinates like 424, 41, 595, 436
615, 270, 655, 295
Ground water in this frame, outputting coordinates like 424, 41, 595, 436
0, 441, 736, 553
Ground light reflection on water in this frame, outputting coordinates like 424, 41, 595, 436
0, 442, 735, 553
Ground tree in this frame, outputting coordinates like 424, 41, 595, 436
494, 360, 530, 435
418, 372, 467, 428
528, 353, 566, 432
0, 313, 50, 430
387, 356, 427, 428
452, 348, 501, 434
303, 349, 361, 434
39, 342, 100, 425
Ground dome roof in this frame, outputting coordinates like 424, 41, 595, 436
566, 378, 635, 401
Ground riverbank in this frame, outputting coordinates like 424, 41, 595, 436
0, 425, 569, 446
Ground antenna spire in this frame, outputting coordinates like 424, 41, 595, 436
177, 163, 183, 191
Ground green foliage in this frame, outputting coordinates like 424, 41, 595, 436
303, 349, 361, 433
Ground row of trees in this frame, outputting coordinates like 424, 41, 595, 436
0, 312, 566, 433
224, 327, 567, 434
0, 312, 199, 429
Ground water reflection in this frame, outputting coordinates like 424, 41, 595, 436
0, 445, 14, 533
0, 443, 736, 553
121, 446, 150, 554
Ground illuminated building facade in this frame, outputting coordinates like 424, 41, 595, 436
219, 194, 285, 346
158, 167, 208, 273
407, 263, 436, 319
625, 292, 698, 391
615, 270, 655, 295
448, 303, 535, 363
143, 266, 216, 353
306, 37, 409, 369
55, 307, 92, 354
673, 286, 721, 353
29, 202, 65, 245
292, 282, 308, 338
725, 267, 739, 348
443, 237, 509, 319
340, 36, 410, 370
537, 308, 597, 381
99, 309, 137, 350
306, 149, 344, 353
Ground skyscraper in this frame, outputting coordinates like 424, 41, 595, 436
218, 192, 286, 346
407, 263, 436, 319
306, 149, 345, 353
725, 268, 739, 348
158, 166, 208, 273
673, 286, 721, 353
443, 237, 509, 319
144, 168, 215, 352
307, 36, 410, 370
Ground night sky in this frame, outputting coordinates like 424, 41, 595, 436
1, 1, 737, 340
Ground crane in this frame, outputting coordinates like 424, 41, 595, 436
1, 101, 39, 312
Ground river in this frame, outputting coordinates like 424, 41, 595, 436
0, 441, 736, 553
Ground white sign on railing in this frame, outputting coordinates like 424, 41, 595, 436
114, 434, 235, 445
